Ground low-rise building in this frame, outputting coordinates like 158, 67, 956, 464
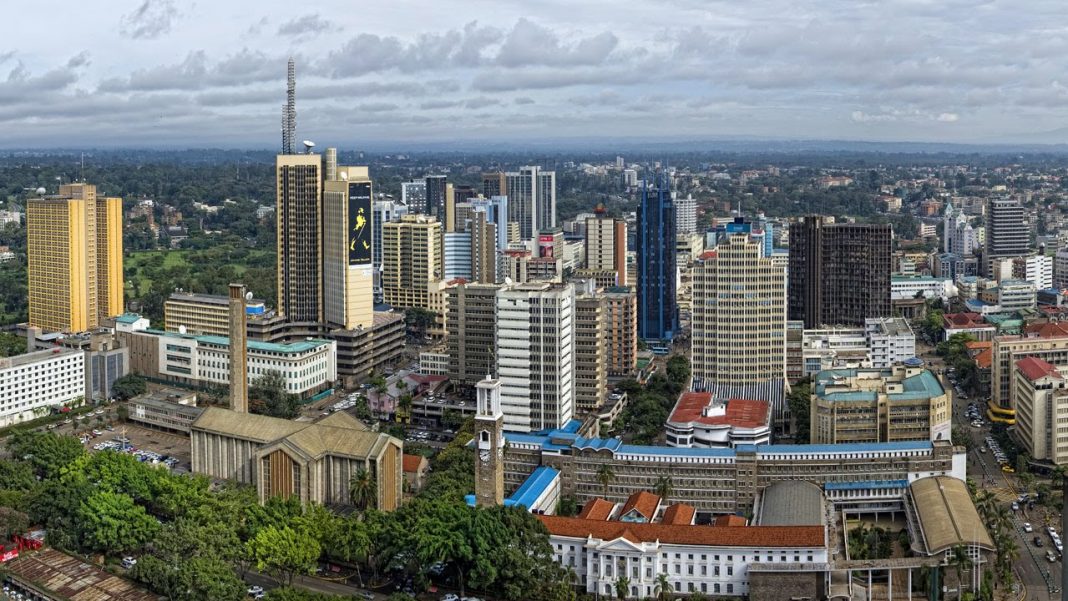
665, 392, 771, 448
0, 347, 85, 427
127, 389, 203, 433
890, 275, 954, 302
809, 364, 951, 444
942, 312, 996, 342
864, 317, 916, 368
164, 291, 267, 337
403, 453, 430, 492
1013, 357, 1068, 465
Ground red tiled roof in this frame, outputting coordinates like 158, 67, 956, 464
974, 348, 993, 369
662, 504, 696, 526
964, 341, 992, 351
699, 250, 718, 260
713, 515, 748, 527
620, 491, 661, 520
668, 393, 770, 429
578, 498, 615, 521
943, 312, 986, 328
402, 454, 425, 473
1016, 357, 1062, 382
1024, 322, 1068, 338
537, 515, 826, 548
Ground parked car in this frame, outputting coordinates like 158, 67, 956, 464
1024, 523, 1034, 533
1035, 536, 1044, 547
247, 586, 264, 596
121, 557, 137, 569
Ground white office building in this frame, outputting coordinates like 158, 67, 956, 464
676, 194, 697, 237
0, 348, 85, 426
496, 282, 574, 432
864, 317, 917, 368
373, 200, 409, 270
1022, 254, 1053, 290
400, 181, 426, 209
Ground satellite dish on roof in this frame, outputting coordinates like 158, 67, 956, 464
303, 140, 316, 153
245, 291, 253, 302
178, 325, 187, 334
35, 187, 46, 195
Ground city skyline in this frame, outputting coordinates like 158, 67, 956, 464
5, 0, 1068, 148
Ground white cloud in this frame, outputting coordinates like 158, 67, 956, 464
120, 0, 179, 40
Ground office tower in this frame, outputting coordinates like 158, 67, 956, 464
425, 175, 447, 219
636, 175, 678, 343
443, 232, 473, 281
496, 282, 574, 432
228, 283, 248, 413
470, 211, 498, 284
482, 172, 506, 198
447, 282, 499, 387
372, 200, 408, 270
691, 235, 786, 413
787, 216, 892, 329
276, 153, 323, 323
473, 376, 505, 507
322, 165, 374, 330
573, 290, 608, 413
381, 214, 442, 310
622, 169, 638, 188
985, 198, 1029, 274
1012, 254, 1053, 290
500, 166, 556, 240
27, 183, 123, 333
401, 180, 426, 209
1055, 247, 1068, 289
676, 194, 697, 237
604, 287, 637, 378
584, 208, 628, 286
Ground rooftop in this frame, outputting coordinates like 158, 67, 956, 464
667, 392, 770, 429
5, 548, 160, 601
909, 476, 994, 554
145, 329, 331, 354
578, 498, 616, 521
402, 454, 426, 473
943, 312, 989, 328
620, 491, 661, 521
538, 516, 826, 548
1016, 356, 1062, 382
2, 346, 82, 369
813, 367, 944, 403
865, 317, 913, 337
115, 312, 145, 325
756, 481, 825, 526
662, 504, 697, 526
504, 466, 559, 510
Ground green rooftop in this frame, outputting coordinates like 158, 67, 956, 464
146, 329, 330, 354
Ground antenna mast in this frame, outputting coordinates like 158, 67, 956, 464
281, 58, 296, 154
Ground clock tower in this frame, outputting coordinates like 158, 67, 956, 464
474, 375, 505, 507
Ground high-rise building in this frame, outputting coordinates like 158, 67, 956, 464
675, 195, 697, 237
27, 183, 123, 332
496, 166, 556, 240
470, 211, 498, 284
372, 201, 408, 270
1056, 247, 1068, 289
787, 216, 892, 328
496, 282, 574, 432
691, 235, 786, 414
584, 208, 628, 286
425, 175, 447, 219
573, 290, 608, 413
1012, 254, 1053, 290
604, 287, 638, 378
985, 198, 1029, 274
401, 180, 426, 209
322, 165, 374, 330
447, 282, 499, 388
381, 214, 443, 310
276, 153, 323, 323
443, 232, 473, 281
636, 175, 677, 343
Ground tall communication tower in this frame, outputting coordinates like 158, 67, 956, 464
281, 58, 296, 154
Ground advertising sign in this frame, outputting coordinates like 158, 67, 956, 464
538, 234, 555, 258
348, 182, 372, 265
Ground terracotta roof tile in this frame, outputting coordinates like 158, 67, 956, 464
1024, 322, 1068, 338
974, 348, 993, 369
1016, 357, 1062, 382
578, 498, 616, 521
662, 504, 696, 526
668, 393, 770, 429
538, 515, 825, 548
713, 515, 748, 527
620, 491, 661, 521
402, 454, 425, 473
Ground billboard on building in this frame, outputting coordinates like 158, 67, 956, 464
538, 234, 555, 258
348, 182, 372, 265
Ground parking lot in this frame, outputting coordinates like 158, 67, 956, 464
81, 423, 192, 473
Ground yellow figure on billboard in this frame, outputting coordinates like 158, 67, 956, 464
351, 207, 368, 252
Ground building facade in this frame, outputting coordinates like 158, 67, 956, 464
985, 198, 1029, 275
864, 317, 916, 368
637, 176, 678, 343
604, 287, 638, 378
496, 283, 574, 432
574, 291, 608, 413
787, 217, 892, 328
27, 183, 123, 333
381, 214, 443, 310
372, 200, 409, 272
276, 153, 323, 323
691, 235, 786, 413
1013, 357, 1068, 465
675, 194, 697, 237
585, 211, 628, 286
446, 282, 499, 388
0, 347, 85, 426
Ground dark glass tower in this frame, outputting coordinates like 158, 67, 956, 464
636, 172, 677, 343
425, 175, 447, 219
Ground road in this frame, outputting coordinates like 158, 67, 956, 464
244, 570, 384, 600
922, 340, 1059, 601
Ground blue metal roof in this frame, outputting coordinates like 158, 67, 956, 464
617, 444, 735, 457
824, 480, 910, 491
505, 466, 559, 510
759, 441, 932, 454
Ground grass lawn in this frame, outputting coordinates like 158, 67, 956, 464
125, 248, 271, 296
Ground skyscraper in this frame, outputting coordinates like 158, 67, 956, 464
636, 174, 677, 343
322, 165, 374, 330
985, 198, 1029, 275
470, 211, 498, 284
372, 200, 408, 271
381, 214, 443, 310
400, 180, 426, 208
675, 194, 697, 237
691, 235, 786, 415
425, 175, 447, 219
276, 153, 323, 323
573, 288, 608, 413
787, 216, 892, 328
447, 282, 499, 387
500, 166, 556, 240
496, 282, 574, 432
27, 183, 123, 332
584, 207, 628, 286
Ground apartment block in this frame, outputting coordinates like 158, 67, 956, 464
585, 210, 628, 286
604, 287, 638, 378
446, 282, 499, 388
573, 292, 608, 413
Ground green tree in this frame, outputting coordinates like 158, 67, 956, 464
111, 374, 148, 400
654, 572, 672, 601
665, 355, 691, 384
787, 378, 812, 442
0, 507, 28, 540
653, 475, 674, 503
250, 371, 300, 419
615, 575, 631, 600
0, 333, 26, 358
247, 525, 320, 587
349, 468, 378, 512
556, 495, 579, 517
8, 431, 86, 478
597, 464, 615, 498
78, 490, 160, 554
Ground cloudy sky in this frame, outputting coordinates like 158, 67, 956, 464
4, 0, 1068, 148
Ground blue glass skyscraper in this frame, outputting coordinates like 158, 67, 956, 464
637, 172, 677, 344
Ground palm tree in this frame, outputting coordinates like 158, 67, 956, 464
349, 468, 377, 512
974, 490, 996, 522
654, 572, 672, 601
614, 575, 631, 600
948, 544, 972, 600
653, 475, 674, 503
597, 464, 615, 499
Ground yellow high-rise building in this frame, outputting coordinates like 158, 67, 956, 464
27, 183, 123, 333
381, 214, 442, 310
323, 166, 374, 330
